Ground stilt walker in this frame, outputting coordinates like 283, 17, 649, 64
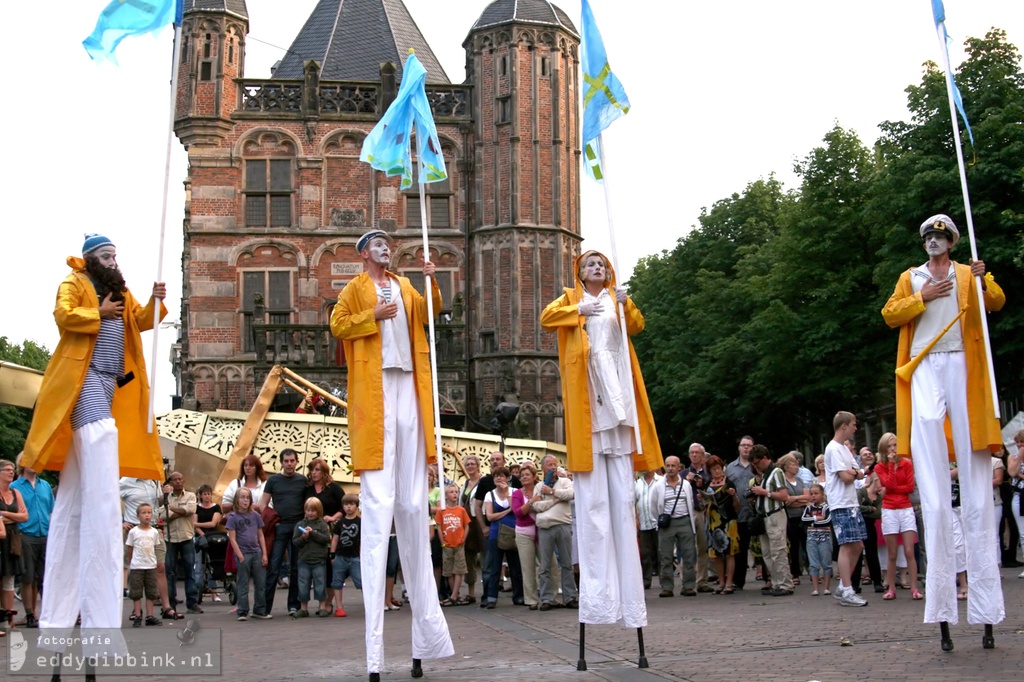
334, 50, 453, 682
540, 1, 663, 670
878, 0, 1006, 653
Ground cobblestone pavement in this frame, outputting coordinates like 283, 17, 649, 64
4, 566, 1022, 681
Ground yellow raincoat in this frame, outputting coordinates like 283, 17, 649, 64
540, 252, 663, 473
330, 271, 442, 471
882, 262, 1004, 459
23, 256, 167, 478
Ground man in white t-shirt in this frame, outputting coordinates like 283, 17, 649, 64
824, 411, 867, 607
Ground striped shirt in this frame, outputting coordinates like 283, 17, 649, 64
70, 317, 124, 429
752, 467, 787, 515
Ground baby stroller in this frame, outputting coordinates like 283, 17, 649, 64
197, 531, 237, 605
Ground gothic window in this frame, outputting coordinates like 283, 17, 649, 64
496, 96, 511, 124
200, 32, 214, 81
245, 159, 293, 228
240, 269, 293, 352
400, 268, 458, 315
405, 171, 451, 228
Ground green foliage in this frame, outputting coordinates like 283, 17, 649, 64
629, 29, 1024, 457
0, 337, 51, 458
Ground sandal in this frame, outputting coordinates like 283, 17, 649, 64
464, 596, 476, 605
721, 586, 735, 595
911, 589, 923, 600
455, 597, 472, 606
883, 589, 896, 600
792, 577, 800, 586
145, 616, 163, 626
162, 608, 184, 620
439, 598, 455, 607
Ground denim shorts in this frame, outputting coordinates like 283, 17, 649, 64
830, 507, 867, 545
331, 554, 362, 590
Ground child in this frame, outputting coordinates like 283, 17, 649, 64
329, 494, 362, 617
225, 488, 271, 620
293, 497, 332, 617
125, 503, 163, 627
801, 484, 833, 596
435, 484, 471, 606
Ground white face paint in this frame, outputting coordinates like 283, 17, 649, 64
364, 237, 391, 265
93, 245, 118, 268
923, 233, 950, 257
580, 255, 606, 285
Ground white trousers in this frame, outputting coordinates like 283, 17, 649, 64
39, 419, 127, 657
911, 352, 1004, 625
360, 369, 452, 674
574, 452, 647, 628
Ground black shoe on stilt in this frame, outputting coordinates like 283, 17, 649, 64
85, 660, 97, 682
982, 624, 994, 649
411, 658, 423, 678
368, 674, 380, 682
50, 662, 61, 682
636, 627, 649, 669
576, 622, 587, 671
940, 621, 953, 652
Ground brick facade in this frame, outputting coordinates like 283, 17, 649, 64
174, 2, 580, 441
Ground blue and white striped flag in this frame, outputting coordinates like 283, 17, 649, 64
931, 0, 974, 145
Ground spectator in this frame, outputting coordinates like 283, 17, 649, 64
473, 451, 521, 607
436, 484, 471, 606
1009, 430, 1024, 577
685, 443, 715, 593
534, 455, 577, 610
704, 455, 739, 594
725, 436, 756, 590
330, 493, 362, 617
481, 467, 523, 608
0, 459, 28, 627
875, 432, 920, 601
260, 448, 308, 616
511, 461, 540, 609
120, 476, 178, 620
11, 454, 54, 628
824, 411, 868, 607
292, 498, 331, 618
158, 471, 200, 614
852, 456, 884, 594
458, 455, 483, 605
801, 484, 833, 595
225, 487, 270, 620
221, 454, 267, 514
652, 455, 697, 597
779, 452, 809, 586
305, 458, 344, 608
193, 484, 223, 602
634, 468, 663, 590
749, 446, 793, 596
125, 502, 163, 627
814, 455, 827, 484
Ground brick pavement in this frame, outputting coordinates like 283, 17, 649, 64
4, 566, 1021, 681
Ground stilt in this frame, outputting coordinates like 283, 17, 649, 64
50, 661, 61, 682
85, 660, 96, 682
369, 673, 380, 682
982, 624, 994, 649
576, 622, 587, 671
411, 658, 423, 678
939, 621, 953, 652
636, 627, 649, 668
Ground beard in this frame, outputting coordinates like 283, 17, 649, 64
85, 254, 127, 303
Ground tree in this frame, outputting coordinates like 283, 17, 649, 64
0, 337, 50, 458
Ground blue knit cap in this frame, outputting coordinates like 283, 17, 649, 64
83, 233, 115, 255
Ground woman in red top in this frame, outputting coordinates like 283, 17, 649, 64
874, 432, 920, 600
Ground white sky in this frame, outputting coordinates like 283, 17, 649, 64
3, 0, 1020, 412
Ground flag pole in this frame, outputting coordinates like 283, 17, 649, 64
596, 134, 643, 454
933, 22, 1000, 419
416, 147, 446, 509
147, 18, 184, 433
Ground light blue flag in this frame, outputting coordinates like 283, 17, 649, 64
360, 52, 448, 189
83, 0, 183, 63
931, 0, 974, 145
581, 0, 630, 183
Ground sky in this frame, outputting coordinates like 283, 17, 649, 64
3, 0, 1020, 412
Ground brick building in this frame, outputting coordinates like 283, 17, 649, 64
173, 0, 583, 441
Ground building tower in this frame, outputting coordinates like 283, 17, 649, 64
464, 0, 582, 440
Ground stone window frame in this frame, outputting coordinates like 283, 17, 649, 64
238, 267, 296, 353
243, 158, 295, 228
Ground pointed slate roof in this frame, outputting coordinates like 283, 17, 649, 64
272, 0, 450, 84
183, 0, 249, 20
471, 0, 577, 36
